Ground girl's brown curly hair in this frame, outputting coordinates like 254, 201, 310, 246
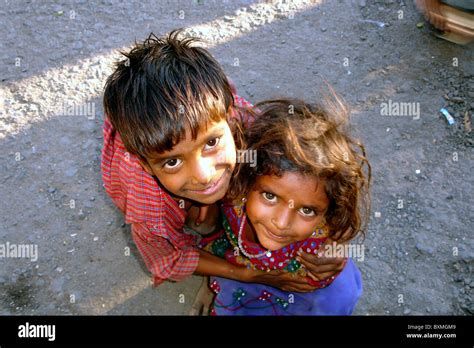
228, 94, 371, 243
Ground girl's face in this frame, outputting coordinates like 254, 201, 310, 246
246, 172, 330, 251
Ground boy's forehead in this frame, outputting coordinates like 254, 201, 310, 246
147, 120, 228, 161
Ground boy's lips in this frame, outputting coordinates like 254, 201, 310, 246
188, 171, 227, 196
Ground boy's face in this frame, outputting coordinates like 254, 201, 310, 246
246, 172, 330, 251
140, 119, 236, 205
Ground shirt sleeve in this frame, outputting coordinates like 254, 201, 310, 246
131, 222, 200, 287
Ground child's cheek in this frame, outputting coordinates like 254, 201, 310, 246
246, 195, 269, 224
156, 173, 186, 196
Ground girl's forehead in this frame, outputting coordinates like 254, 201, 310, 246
255, 172, 329, 208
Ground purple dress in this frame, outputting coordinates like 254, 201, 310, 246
200, 203, 363, 316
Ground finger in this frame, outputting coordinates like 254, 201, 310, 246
196, 205, 209, 225
313, 270, 340, 282
306, 271, 320, 281
278, 275, 312, 285
266, 270, 307, 282
297, 251, 345, 265
283, 284, 317, 293
283, 276, 320, 290
300, 261, 342, 274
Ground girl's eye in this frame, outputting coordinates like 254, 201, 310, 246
163, 158, 182, 169
299, 207, 316, 217
204, 137, 220, 150
262, 192, 277, 202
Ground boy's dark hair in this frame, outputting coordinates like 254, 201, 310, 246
229, 95, 371, 243
103, 29, 234, 160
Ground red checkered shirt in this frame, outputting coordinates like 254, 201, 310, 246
101, 94, 253, 286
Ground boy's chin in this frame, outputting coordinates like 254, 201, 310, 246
184, 186, 228, 205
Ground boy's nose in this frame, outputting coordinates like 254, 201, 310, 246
192, 158, 216, 187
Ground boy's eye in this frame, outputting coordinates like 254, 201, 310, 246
298, 207, 316, 217
262, 192, 277, 202
204, 137, 220, 150
163, 158, 182, 169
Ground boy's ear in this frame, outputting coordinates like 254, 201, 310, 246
138, 158, 155, 177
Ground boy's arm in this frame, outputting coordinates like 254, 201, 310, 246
131, 222, 199, 287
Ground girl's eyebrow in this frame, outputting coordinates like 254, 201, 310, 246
258, 183, 326, 212
150, 126, 226, 164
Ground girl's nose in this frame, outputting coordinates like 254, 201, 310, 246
271, 207, 291, 231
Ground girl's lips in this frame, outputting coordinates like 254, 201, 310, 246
189, 171, 226, 196
261, 224, 289, 242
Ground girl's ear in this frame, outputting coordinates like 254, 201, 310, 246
138, 158, 155, 177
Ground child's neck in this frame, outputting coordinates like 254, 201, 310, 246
244, 218, 258, 244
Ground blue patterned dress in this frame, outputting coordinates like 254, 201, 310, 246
199, 202, 363, 315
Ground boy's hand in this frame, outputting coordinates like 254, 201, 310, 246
195, 205, 210, 226
296, 251, 347, 282
248, 269, 318, 293
296, 235, 349, 282
185, 204, 219, 236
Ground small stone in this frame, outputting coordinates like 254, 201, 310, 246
397, 276, 405, 282
461, 302, 474, 314
403, 308, 411, 315
78, 210, 86, 220
48, 187, 56, 193
415, 243, 434, 256
51, 277, 65, 293
320, 26, 327, 32
65, 167, 78, 177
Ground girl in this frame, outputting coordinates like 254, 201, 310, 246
200, 97, 371, 315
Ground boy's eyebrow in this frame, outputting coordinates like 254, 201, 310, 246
149, 125, 226, 164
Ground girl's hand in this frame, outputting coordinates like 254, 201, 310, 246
248, 269, 318, 293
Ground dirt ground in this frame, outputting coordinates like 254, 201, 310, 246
0, 0, 472, 316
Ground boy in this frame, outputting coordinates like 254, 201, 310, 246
101, 30, 346, 305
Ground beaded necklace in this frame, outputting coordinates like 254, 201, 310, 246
237, 215, 272, 259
